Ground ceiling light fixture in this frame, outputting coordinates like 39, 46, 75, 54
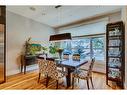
49, 33, 72, 41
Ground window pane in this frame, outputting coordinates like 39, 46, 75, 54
60, 36, 105, 61
71, 38, 90, 60
61, 41, 72, 55
92, 37, 104, 60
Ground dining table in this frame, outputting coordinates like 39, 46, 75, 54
55, 59, 88, 88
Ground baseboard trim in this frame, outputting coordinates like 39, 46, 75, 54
6, 69, 20, 76
93, 70, 106, 74
6, 64, 38, 76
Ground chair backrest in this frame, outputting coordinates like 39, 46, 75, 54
87, 57, 95, 76
37, 58, 48, 75
46, 58, 55, 61
63, 54, 69, 59
37, 56, 44, 59
46, 60, 59, 79
72, 54, 80, 61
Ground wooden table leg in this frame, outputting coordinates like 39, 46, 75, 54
66, 68, 72, 88
21, 63, 23, 73
24, 63, 26, 74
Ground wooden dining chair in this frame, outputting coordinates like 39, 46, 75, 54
46, 59, 67, 89
63, 54, 69, 59
72, 58, 95, 89
37, 57, 48, 83
72, 54, 80, 61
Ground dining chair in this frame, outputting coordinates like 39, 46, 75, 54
63, 54, 69, 59
46, 58, 67, 89
72, 54, 80, 61
72, 57, 95, 89
37, 57, 48, 83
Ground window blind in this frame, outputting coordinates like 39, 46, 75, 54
58, 18, 108, 37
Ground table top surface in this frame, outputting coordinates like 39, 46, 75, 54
56, 59, 88, 69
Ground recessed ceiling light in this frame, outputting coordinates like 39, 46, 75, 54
29, 7, 36, 11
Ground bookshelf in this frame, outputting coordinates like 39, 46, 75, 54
106, 21, 125, 88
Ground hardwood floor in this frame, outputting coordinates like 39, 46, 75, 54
0, 70, 120, 90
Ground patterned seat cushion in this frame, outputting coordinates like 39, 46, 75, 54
46, 60, 66, 80
37, 59, 48, 75
37, 59, 67, 80
72, 69, 88, 79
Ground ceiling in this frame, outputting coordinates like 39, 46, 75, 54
7, 6, 122, 28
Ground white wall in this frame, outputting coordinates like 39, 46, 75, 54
109, 12, 121, 23
6, 11, 55, 76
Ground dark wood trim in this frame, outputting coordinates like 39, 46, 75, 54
21, 55, 37, 74
106, 21, 125, 89
4, 6, 6, 83
0, 6, 6, 84
0, 17, 5, 24
0, 6, 6, 24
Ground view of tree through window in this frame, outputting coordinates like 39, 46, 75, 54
92, 37, 104, 60
60, 36, 105, 61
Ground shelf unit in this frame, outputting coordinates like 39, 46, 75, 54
106, 21, 125, 89
0, 6, 6, 84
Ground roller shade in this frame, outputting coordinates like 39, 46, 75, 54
58, 18, 108, 36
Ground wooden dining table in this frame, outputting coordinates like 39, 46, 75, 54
56, 59, 88, 88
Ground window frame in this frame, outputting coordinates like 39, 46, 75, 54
60, 33, 106, 61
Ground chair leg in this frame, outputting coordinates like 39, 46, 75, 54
38, 73, 41, 83
21, 63, 23, 73
86, 79, 90, 89
90, 77, 94, 89
56, 80, 59, 89
46, 76, 49, 88
78, 78, 79, 83
62, 67, 64, 72
72, 77, 74, 89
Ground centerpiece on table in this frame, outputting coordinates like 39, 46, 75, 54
56, 48, 64, 61
49, 44, 64, 60
41, 46, 48, 57
49, 44, 58, 58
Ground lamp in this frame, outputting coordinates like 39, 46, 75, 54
49, 33, 72, 41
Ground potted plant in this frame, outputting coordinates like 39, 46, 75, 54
42, 46, 48, 57
49, 44, 58, 58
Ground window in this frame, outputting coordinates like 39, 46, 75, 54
92, 37, 104, 60
71, 38, 90, 60
60, 36, 105, 61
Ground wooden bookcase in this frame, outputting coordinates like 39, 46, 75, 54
106, 21, 125, 88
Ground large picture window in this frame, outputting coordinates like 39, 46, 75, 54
61, 35, 105, 61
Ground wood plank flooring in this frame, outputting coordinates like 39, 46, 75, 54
0, 71, 120, 90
